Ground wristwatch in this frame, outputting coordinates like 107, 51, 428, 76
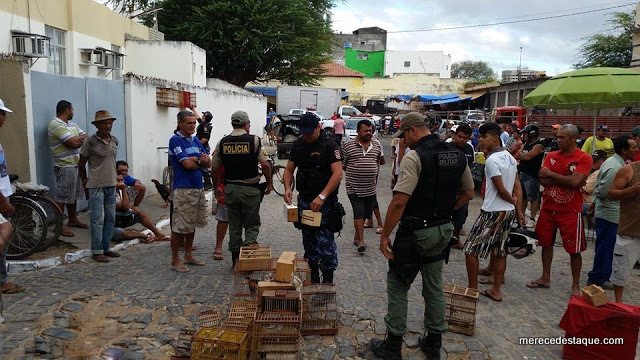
318, 194, 327, 201
197, 158, 202, 165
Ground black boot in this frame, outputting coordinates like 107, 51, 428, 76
370, 333, 403, 360
321, 270, 334, 284
231, 251, 240, 269
309, 262, 321, 284
418, 333, 441, 360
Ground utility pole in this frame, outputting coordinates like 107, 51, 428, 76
516, 46, 523, 106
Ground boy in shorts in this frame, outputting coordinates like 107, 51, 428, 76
212, 165, 228, 260
526, 124, 592, 296
464, 122, 524, 302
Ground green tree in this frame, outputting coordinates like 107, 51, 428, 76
451, 60, 497, 82
103, 0, 158, 14
574, 10, 636, 69
148, 0, 335, 87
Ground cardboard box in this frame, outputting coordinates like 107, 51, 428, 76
301, 210, 322, 227
275, 251, 297, 283
257, 280, 294, 300
284, 202, 298, 222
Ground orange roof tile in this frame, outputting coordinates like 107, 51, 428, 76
319, 62, 364, 77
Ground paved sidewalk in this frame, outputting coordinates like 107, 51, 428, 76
1, 137, 639, 359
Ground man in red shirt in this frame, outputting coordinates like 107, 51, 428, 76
527, 124, 593, 296
631, 126, 640, 162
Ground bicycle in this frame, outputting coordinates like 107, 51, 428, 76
5, 175, 52, 260
157, 146, 173, 189
268, 151, 293, 196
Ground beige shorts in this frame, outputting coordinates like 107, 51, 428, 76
172, 188, 207, 234
610, 234, 640, 286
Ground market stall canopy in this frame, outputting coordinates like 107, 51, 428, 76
522, 67, 640, 110
245, 86, 277, 97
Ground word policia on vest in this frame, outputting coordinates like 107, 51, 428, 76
223, 142, 251, 155
438, 152, 461, 167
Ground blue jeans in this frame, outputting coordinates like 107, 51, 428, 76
89, 187, 116, 255
587, 217, 618, 285
1, 246, 7, 285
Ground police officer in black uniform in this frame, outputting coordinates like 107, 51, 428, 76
371, 112, 474, 360
211, 111, 272, 267
283, 113, 343, 284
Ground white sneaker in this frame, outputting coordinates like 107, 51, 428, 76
525, 219, 536, 228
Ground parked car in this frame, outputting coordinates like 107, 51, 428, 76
289, 109, 306, 116
344, 117, 377, 140
275, 114, 301, 158
461, 110, 486, 122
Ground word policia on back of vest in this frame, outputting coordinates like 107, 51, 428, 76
223, 142, 251, 155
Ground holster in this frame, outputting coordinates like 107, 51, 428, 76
390, 224, 420, 285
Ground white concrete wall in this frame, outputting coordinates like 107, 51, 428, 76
124, 76, 267, 195
126, 41, 207, 86
384, 50, 451, 78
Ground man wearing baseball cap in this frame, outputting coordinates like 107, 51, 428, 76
196, 109, 214, 189
78, 110, 120, 263
0, 99, 23, 294
372, 112, 474, 359
582, 124, 614, 156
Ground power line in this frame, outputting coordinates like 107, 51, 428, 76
387, 3, 636, 34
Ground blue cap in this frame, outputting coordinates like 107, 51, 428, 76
300, 113, 320, 135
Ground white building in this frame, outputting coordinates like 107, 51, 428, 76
501, 68, 546, 83
384, 50, 452, 78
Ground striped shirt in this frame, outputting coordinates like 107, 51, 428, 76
342, 138, 383, 196
48, 118, 86, 167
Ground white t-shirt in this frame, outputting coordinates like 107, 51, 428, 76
0, 143, 13, 197
482, 149, 517, 212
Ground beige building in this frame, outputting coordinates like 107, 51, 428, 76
501, 68, 546, 83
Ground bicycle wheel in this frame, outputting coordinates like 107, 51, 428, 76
162, 166, 173, 189
32, 194, 63, 251
6, 196, 47, 260
272, 165, 286, 196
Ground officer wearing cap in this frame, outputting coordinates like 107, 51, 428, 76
283, 113, 343, 284
211, 111, 272, 268
370, 112, 474, 359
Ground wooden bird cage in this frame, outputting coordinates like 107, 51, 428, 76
301, 284, 338, 335
260, 290, 301, 314
236, 245, 272, 271
251, 313, 301, 358
443, 284, 479, 336
191, 327, 248, 360
198, 308, 222, 328
156, 87, 180, 107
229, 300, 258, 320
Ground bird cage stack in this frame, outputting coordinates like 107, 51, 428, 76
443, 284, 479, 336
234, 245, 274, 301
252, 296, 302, 360
301, 284, 338, 335
270, 256, 311, 285
174, 329, 195, 358
198, 308, 222, 328
191, 327, 248, 360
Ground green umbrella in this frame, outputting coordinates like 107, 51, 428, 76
523, 67, 640, 151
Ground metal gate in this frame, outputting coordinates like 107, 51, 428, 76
30, 71, 126, 209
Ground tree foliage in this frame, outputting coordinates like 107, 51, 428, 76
451, 60, 497, 82
574, 10, 636, 69
147, 0, 335, 87
103, 0, 158, 14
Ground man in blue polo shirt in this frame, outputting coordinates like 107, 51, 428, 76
168, 110, 211, 273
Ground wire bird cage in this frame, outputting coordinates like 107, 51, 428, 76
191, 327, 248, 360
251, 313, 301, 357
221, 318, 254, 333
236, 245, 272, 271
198, 308, 222, 328
301, 284, 338, 335
260, 290, 301, 314
443, 284, 479, 336
270, 257, 310, 285
176, 329, 195, 355
229, 300, 259, 320
234, 269, 275, 300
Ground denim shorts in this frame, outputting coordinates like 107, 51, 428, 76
519, 172, 540, 201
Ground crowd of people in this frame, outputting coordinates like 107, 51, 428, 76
1, 98, 639, 359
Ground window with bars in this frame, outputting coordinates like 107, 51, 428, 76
45, 25, 66, 75
404, 61, 411, 67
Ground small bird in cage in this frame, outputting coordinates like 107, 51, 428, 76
246, 276, 260, 294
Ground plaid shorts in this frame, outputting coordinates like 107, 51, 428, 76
54, 166, 85, 204
172, 188, 207, 234
463, 210, 516, 258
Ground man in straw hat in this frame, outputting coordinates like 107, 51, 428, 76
79, 110, 120, 263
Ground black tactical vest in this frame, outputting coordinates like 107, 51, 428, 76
294, 132, 337, 201
403, 135, 467, 222
219, 133, 260, 181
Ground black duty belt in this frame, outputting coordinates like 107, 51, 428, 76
399, 217, 451, 230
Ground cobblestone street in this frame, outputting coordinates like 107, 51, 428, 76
1, 138, 639, 360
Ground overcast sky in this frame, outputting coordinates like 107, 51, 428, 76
330, 0, 638, 77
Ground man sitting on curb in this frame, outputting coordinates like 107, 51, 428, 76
115, 172, 169, 243
116, 160, 146, 210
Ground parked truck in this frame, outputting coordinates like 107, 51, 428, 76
336, 105, 382, 129
276, 85, 341, 119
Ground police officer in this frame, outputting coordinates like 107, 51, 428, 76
371, 112, 474, 360
211, 111, 272, 267
283, 113, 343, 284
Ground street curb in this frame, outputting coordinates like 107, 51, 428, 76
7, 192, 212, 274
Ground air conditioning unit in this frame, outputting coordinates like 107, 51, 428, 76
79, 48, 102, 66
11, 31, 50, 58
95, 47, 124, 70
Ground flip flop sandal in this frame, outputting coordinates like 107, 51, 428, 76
357, 245, 366, 254
171, 266, 190, 273
376, 228, 383, 234
1, 283, 25, 294
525, 281, 550, 289
184, 260, 206, 266
212, 252, 224, 260
156, 235, 171, 242
480, 289, 502, 302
